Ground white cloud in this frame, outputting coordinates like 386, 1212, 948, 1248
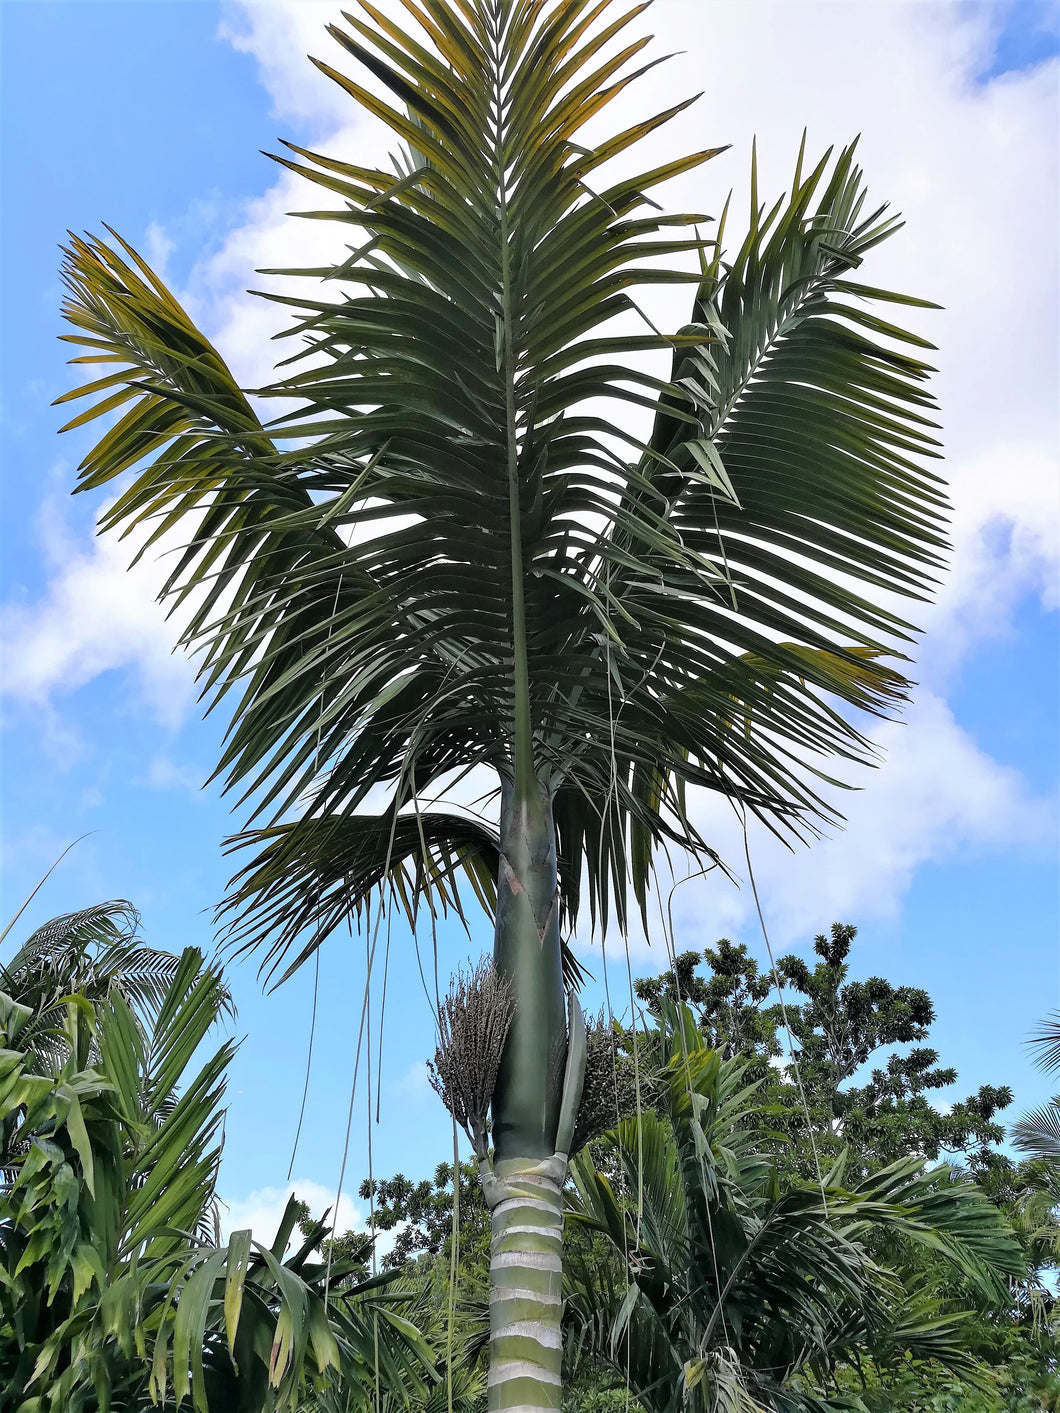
144, 755, 205, 795
182, 165, 355, 392
612, 689, 1055, 960
217, 2, 360, 133
926, 437, 1060, 675
144, 221, 175, 282
0, 488, 197, 730
218, 1176, 363, 1248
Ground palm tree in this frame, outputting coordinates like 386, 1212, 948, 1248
1010, 1013, 1060, 1294
56, 3, 947, 1406
565, 1003, 1025, 1413
1014, 1014, 1060, 1165
0, 940, 434, 1410
0, 898, 204, 1073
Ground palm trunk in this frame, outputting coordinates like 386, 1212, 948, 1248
487, 1155, 565, 1413
492, 777, 565, 1161
484, 776, 583, 1413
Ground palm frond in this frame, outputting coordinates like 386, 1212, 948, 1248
1029, 1013, 1060, 1077
220, 808, 499, 982
1013, 1099, 1060, 1163
218, 807, 588, 990
153, 1196, 435, 1410
846, 1157, 1027, 1303
596, 139, 947, 914
3, 898, 139, 975
0, 900, 220, 1074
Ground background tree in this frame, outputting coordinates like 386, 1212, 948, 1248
565, 1002, 1026, 1413
357, 1163, 492, 1407
58, 2, 947, 1407
636, 923, 1012, 1181
359, 1161, 490, 1277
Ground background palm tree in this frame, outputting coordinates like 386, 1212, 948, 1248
1009, 1013, 1060, 1303
1014, 1014, 1060, 1165
564, 1003, 1025, 1413
56, 2, 947, 1405
0, 930, 433, 1411
0, 898, 210, 1075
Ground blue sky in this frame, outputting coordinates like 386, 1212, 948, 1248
1, 0, 1057, 1238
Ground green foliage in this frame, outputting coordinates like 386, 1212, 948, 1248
0, 899, 204, 1076
564, 1002, 1026, 1413
636, 923, 1012, 1181
560, 1365, 636, 1413
0, 917, 433, 1412
619, 938, 1059, 1406
634, 935, 783, 1059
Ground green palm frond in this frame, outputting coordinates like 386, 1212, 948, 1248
58, 3, 946, 976
0, 900, 219, 1073
861, 1287, 1001, 1388
3, 898, 139, 967
565, 1006, 1022, 1412
1029, 1013, 1060, 1077
0, 948, 234, 1403
220, 807, 587, 989
611, 138, 945, 859
1013, 1099, 1060, 1163
850, 1158, 1027, 1284
153, 1197, 435, 1411
222, 808, 501, 982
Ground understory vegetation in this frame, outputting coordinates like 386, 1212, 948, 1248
0, 904, 1054, 1410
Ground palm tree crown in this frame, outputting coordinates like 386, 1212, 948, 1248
57, 1, 945, 980
0, 899, 206, 1072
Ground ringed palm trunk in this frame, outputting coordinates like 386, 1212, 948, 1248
486, 1152, 566, 1413
482, 426, 585, 1408
487, 775, 569, 1411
